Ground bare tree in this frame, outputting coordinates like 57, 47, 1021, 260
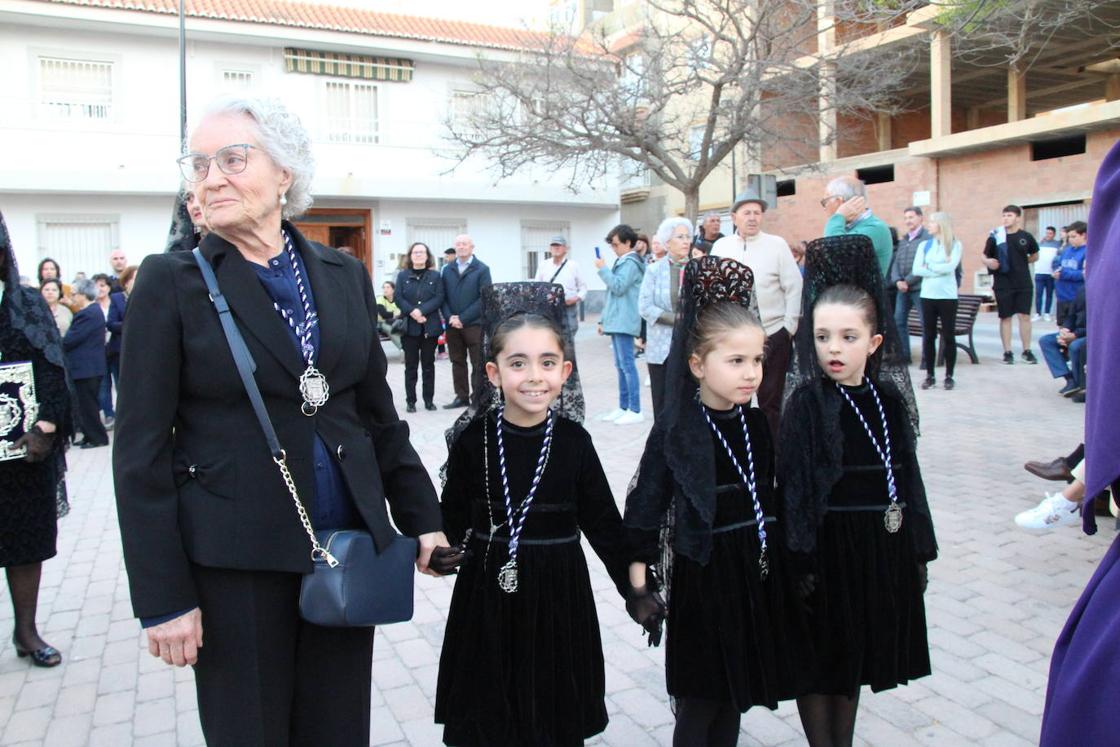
934, 0, 1120, 72
443, 0, 919, 220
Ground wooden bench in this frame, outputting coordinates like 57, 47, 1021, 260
906, 293, 983, 365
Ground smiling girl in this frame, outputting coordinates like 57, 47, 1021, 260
435, 285, 630, 746
779, 236, 938, 747
625, 256, 807, 746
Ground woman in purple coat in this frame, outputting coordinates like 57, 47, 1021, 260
1039, 139, 1120, 746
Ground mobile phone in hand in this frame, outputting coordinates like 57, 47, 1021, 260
594, 246, 601, 258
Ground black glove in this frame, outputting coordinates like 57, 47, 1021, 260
13, 426, 54, 463
428, 544, 471, 575
626, 585, 667, 647
795, 573, 817, 616
917, 563, 928, 594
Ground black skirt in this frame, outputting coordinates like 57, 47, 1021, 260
666, 504, 809, 711
435, 535, 608, 747
805, 508, 931, 697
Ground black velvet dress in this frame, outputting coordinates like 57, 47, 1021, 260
436, 413, 630, 747
630, 406, 808, 711
0, 299, 68, 567
800, 381, 932, 697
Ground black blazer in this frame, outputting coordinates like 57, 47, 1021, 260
440, 258, 491, 326
63, 304, 107, 380
106, 291, 127, 358
113, 224, 442, 618
395, 268, 444, 338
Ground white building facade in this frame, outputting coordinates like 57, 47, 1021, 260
0, 0, 620, 289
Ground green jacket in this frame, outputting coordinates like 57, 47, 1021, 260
824, 211, 894, 278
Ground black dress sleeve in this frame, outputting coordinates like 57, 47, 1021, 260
574, 427, 630, 598
30, 343, 68, 428
622, 425, 674, 566
440, 425, 475, 545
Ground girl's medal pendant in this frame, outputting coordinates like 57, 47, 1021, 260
884, 502, 903, 534
498, 559, 519, 593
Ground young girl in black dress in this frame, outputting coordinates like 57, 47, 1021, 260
434, 283, 631, 746
624, 256, 807, 747
779, 236, 938, 747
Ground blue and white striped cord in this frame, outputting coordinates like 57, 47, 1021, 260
699, 403, 769, 580
834, 380, 898, 506
495, 407, 554, 564
274, 231, 318, 365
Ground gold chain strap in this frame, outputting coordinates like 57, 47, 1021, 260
273, 452, 339, 567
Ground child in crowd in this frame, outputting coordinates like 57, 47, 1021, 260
625, 256, 806, 747
780, 236, 938, 747
434, 282, 631, 746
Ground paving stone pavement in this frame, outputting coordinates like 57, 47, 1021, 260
0, 311, 1109, 746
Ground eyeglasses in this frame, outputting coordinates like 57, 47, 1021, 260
820, 195, 841, 208
177, 144, 256, 183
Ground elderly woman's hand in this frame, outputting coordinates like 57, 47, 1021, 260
146, 607, 203, 667
416, 531, 450, 577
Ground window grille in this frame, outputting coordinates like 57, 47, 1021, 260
39, 57, 113, 120
324, 81, 378, 144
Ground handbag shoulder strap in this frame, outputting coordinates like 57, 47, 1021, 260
548, 259, 568, 284
191, 248, 337, 566
191, 248, 281, 459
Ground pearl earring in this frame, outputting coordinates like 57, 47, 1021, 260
279, 193, 288, 207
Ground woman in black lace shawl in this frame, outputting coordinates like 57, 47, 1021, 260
0, 210, 73, 667
778, 235, 936, 746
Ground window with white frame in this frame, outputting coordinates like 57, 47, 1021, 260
38, 57, 113, 121
221, 69, 255, 92
688, 124, 712, 161
620, 53, 645, 97
324, 81, 378, 144
37, 215, 119, 278
521, 222, 570, 280
405, 219, 467, 270
450, 90, 484, 132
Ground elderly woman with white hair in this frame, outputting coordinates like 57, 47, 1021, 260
638, 216, 693, 420
113, 96, 448, 744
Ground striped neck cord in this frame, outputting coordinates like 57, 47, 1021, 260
495, 407, 554, 593
834, 380, 903, 533
699, 403, 769, 580
273, 231, 319, 365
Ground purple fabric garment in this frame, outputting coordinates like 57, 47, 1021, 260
1083, 139, 1120, 511
1039, 533, 1120, 745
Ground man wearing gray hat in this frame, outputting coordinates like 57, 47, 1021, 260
711, 190, 802, 437
533, 234, 587, 340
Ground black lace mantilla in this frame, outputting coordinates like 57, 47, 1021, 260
625, 256, 760, 569
165, 191, 201, 253
440, 282, 585, 485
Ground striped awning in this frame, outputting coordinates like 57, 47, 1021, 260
283, 48, 413, 82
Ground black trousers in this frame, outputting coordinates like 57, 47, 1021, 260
191, 565, 374, 747
402, 334, 437, 405
649, 362, 666, 423
758, 328, 791, 440
921, 298, 958, 378
74, 375, 108, 445
445, 324, 483, 404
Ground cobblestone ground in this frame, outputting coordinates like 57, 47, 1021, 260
0, 311, 1109, 746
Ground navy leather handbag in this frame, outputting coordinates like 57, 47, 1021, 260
193, 248, 416, 627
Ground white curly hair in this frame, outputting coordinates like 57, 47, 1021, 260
200, 96, 315, 219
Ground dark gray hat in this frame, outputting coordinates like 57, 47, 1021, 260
732, 190, 768, 213
548, 235, 568, 246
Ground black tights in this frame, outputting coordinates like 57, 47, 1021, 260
796, 693, 860, 747
920, 298, 957, 379
673, 697, 741, 747
6, 563, 50, 650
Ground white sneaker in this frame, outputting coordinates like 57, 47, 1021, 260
1030, 314, 1041, 322
1044, 313, 1052, 322
1014, 492, 1081, 532
615, 410, 645, 425
598, 408, 627, 422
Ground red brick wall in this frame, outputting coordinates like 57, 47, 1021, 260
763, 128, 1117, 291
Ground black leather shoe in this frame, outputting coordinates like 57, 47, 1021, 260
943, 377, 955, 390
79, 441, 107, 449
425, 402, 437, 411
14, 638, 61, 668
443, 398, 468, 409
405, 403, 417, 413
920, 377, 935, 390
1024, 457, 1073, 482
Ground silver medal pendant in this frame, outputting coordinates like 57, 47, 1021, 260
299, 365, 330, 416
884, 502, 903, 534
498, 559, 519, 593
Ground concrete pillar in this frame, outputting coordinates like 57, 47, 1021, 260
966, 106, 981, 130
1008, 67, 1027, 122
1106, 74, 1120, 102
819, 61, 837, 163
930, 29, 951, 138
877, 112, 892, 151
